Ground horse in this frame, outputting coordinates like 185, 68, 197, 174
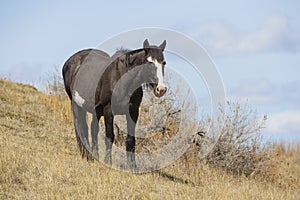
62, 39, 167, 170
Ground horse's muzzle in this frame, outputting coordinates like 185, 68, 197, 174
155, 85, 167, 97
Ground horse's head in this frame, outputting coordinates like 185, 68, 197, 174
143, 39, 167, 97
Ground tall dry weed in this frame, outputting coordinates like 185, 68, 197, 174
41, 67, 72, 125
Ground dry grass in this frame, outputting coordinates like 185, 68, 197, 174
42, 67, 73, 125
0, 77, 299, 199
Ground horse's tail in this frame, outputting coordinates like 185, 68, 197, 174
72, 103, 92, 160
74, 125, 87, 158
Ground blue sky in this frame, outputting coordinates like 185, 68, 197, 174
1, 0, 300, 141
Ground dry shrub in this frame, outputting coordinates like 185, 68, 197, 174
196, 102, 275, 178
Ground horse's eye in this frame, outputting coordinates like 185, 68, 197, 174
162, 61, 166, 65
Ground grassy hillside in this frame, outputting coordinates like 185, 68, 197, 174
0, 78, 299, 199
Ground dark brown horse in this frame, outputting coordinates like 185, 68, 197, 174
62, 39, 167, 170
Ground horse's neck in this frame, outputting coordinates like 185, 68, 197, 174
128, 50, 146, 68
131, 59, 146, 68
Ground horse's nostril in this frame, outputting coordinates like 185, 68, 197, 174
156, 86, 166, 95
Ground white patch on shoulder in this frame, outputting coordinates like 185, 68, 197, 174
74, 91, 85, 107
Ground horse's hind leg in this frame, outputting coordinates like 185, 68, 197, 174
72, 103, 92, 160
103, 106, 114, 166
91, 114, 99, 160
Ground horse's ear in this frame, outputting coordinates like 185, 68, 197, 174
159, 40, 166, 51
143, 39, 150, 49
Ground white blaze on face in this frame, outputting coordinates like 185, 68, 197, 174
147, 56, 165, 88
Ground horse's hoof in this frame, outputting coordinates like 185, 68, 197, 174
87, 153, 94, 161
92, 149, 99, 160
104, 156, 112, 166
127, 161, 137, 173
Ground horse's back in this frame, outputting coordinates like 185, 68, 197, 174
62, 49, 110, 111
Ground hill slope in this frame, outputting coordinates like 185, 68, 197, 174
0, 78, 299, 199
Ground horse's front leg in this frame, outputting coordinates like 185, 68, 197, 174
104, 106, 114, 166
126, 108, 139, 171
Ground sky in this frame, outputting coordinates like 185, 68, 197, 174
1, 0, 300, 142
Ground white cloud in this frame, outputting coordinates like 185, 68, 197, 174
228, 79, 300, 107
227, 80, 300, 136
191, 14, 300, 56
265, 110, 300, 135
228, 79, 277, 105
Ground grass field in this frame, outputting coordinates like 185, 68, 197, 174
0, 78, 299, 199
